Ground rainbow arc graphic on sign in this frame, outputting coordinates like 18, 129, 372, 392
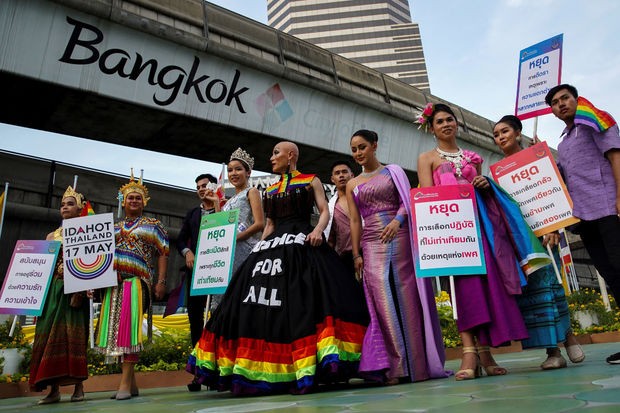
66, 253, 113, 280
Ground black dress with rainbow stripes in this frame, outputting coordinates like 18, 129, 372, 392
187, 170, 369, 395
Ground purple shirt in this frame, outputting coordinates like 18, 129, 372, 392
557, 123, 620, 220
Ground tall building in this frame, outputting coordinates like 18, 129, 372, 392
267, 0, 431, 91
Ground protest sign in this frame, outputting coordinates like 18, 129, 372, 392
190, 209, 239, 296
490, 141, 579, 236
63, 213, 117, 293
515, 34, 563, 120
0, 240, 60, 315
410, 184, 486, 277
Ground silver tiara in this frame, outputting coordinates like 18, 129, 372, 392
230, 147, 254, 170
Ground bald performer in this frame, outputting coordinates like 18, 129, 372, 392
186, 140, 369, 395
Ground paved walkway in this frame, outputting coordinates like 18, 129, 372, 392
3, 342, 620, 412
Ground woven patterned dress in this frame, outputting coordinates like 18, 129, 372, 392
29, 228, 89, 391
95, 216, 168, 359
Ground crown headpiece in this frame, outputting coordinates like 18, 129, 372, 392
118, 168, 150, 207
62, 185, 85, 209
415, 102, 435, 133
230, 147, 254, 170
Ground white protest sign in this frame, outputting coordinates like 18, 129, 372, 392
0, 240, 60, 315
410, 185, 486, 277
490, 141, 579, 236
190, 210, 239, 296
515, 34, 563, 120
63, 213, 117, 293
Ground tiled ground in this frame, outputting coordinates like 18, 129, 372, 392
3, 342, 620, 412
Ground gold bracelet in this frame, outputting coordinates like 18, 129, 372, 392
157, 279, 166, 285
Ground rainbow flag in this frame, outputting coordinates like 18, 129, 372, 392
574, 96, 616, 132
80, 200, 95, 216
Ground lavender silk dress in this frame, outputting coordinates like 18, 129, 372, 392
353, 165, 447, 382
432, 150, 528, 346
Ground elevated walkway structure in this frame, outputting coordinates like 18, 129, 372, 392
0, 0, 509, 183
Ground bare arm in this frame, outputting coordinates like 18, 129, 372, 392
472, 163, 490, 189
306, 177, 329, 246
417, 152, 435, 188
262, 218, 275, 240
346, 179, 363, 280
237, 188, 265, 241
154, 254, 168, 300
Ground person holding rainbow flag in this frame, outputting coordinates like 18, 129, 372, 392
545, 84, 620, 364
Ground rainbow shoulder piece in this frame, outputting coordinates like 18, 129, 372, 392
266, 171, 315, 194
575, 96, 616, 132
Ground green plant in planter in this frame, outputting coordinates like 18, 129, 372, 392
87, 329, 192, 375
567, 288, 620, 334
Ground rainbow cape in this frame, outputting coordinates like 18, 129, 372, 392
265, 170, 315, 194
574, 96, 616, 132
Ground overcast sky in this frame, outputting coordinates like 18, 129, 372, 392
1, 0, 618, 189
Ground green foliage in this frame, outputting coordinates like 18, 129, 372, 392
567, 288, 620, 335
136, 329, 192, 370
0, 320, 29, 350
435, 291, 462, 348
87, 329, 192, 375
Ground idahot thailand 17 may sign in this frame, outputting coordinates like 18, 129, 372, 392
515, 34, 563, 120
191, 210, 239, 296
0, 240, 60, 315
410, 185, 486, 277
63, 213, 117, 293
490, 141, 579, 236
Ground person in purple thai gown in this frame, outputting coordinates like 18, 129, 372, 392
417, 104, 529, 381
346, 129, 448, 385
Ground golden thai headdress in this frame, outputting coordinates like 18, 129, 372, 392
62, 185, 85, 209
118, 168, 150, 206
230, 147, 254, 170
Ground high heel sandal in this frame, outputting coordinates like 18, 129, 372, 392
477, 346, 507, 376
455, 346, 480, 381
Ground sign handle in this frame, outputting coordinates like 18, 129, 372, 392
8, 315, 17, 337
204, 294, 211, 327
449, 276, 458, 320
533, 116, 539, 141
89, 296, 94, 348
546, 244, 563, 285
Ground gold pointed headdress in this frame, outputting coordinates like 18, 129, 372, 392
118, 168, 150, 206
230, 147, 254, 170
62, 186, 85, 209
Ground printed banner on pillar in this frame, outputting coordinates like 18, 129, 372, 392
490, 141, 579, 236
0, 240, 60, 315
190, 209, 239, 296
410, 184, 486, 277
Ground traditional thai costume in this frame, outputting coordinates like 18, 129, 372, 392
95, 176, 169, 361
187, 170, 369, 395
351, 165, 447, 382
29, 226, 89, 391
432, 149, 531, 346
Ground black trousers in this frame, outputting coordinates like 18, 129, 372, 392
578, 215, 620, 303
186, 281, 208, 347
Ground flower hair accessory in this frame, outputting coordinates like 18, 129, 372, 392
416, 102, 434, 132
